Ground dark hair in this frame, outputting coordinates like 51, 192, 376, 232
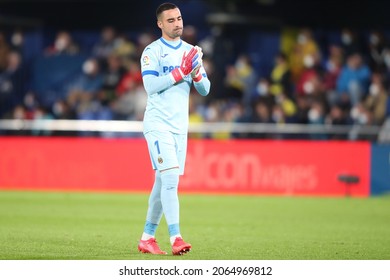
156, 2, 178, 20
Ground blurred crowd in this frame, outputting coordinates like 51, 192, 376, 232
1, 25, 390, 140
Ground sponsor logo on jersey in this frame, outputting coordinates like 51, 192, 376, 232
163, 65, 180, 73
158, 156, 163, 164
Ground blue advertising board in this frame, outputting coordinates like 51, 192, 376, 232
371, 145, 390, 195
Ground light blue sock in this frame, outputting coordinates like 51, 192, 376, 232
143, 221, 158, 236
168, 223, 180, 237
144, 171, 163, 235
160, 168, 180, 237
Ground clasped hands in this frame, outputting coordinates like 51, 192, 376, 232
171, 46, 203, 83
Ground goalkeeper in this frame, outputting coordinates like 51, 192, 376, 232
137, 2, 211, 255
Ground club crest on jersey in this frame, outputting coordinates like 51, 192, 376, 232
142, 55, 150, 66
158, 156, 163, 164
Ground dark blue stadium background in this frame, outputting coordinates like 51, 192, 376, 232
1, 0, 390, 30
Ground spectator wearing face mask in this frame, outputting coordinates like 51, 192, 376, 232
295, 51, 326, 100
307, 99, 327, 140
339, 28, 365, 58
348, 100, 378, 140
323, 44, 344, 106
363, 72, 389, 125
288, 28, 320, 83
65, 58, 104, 111
10, 29, 24, 55
65, 58, 113, 136
224, 54, 258, 110
366, 30, 390, 73
349, 102, 372, 127
252, 78, 274, 105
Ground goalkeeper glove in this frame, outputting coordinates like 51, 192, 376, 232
171, 47, 199, 83
191, 46, 203, 82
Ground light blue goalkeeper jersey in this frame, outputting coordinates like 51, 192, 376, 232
141, 37, 210, 134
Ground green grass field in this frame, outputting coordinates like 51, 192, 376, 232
0, 190, 389, 260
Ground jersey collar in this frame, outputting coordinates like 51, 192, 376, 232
160, 37, 182, 50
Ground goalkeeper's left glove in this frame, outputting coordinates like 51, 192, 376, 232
191, 46, 203, 82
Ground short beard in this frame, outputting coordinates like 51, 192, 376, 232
170, 29, 182, 39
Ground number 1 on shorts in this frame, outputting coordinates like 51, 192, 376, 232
154, 140, 161, 155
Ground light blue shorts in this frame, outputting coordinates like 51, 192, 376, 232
144, 130, 187, 175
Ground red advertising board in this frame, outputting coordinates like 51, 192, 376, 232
0, 138, 370, 197
0, 137, 154, 192
183, 140, 370, 197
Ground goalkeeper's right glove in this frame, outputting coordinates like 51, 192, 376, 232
171, 47, 199, 83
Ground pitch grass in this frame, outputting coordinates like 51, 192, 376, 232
0, 191, 390, 260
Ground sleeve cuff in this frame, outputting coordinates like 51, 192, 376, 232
192, 72, 202, 82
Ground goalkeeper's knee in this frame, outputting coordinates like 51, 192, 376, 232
160, 168, 180, 192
